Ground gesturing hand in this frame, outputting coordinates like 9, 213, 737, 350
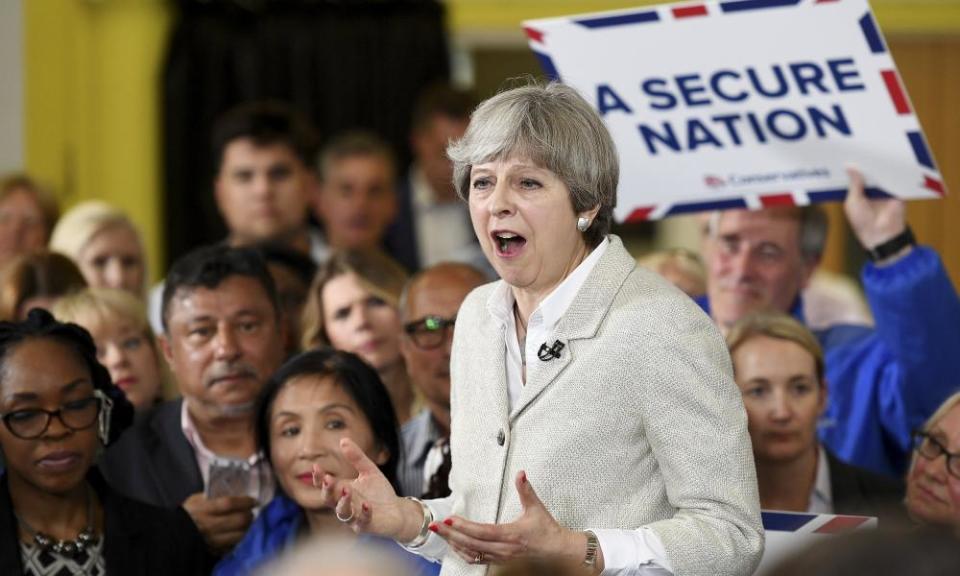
844, 166, 910, 261
317, 437, 425, 543
432, 471, 591, 569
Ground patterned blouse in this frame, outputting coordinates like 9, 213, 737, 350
19, 539, 106, 576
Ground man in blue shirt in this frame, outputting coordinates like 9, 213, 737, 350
698, 168, 960, 477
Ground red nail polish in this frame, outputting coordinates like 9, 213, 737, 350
428, 524, 439, 533
521, 472, 527, 484
443, 518, 453, 526
341, 488, 348, 497
362, 503, 370, 513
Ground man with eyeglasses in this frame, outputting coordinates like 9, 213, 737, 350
395, 262, 487, 498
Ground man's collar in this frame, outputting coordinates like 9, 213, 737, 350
695, 294, 807, 325
180, 399, 264, 465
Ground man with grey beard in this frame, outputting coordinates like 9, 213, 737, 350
102, 245, 286, 556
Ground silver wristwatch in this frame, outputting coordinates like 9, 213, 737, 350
583, 530, 600, 571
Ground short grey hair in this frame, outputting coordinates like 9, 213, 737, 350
707, 205, 829, 262
448, 81, 618, 247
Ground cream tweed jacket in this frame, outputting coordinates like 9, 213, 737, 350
443, 236, 763, 576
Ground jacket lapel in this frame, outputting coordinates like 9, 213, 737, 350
510, 236, 636, 421
480, 285, 512, 423
151, 399, 204, 503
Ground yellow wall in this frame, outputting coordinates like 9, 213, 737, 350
447, 0, 960, 34
24, 0, 171, 281
23, 0, 960, 282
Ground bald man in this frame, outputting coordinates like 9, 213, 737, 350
395, 263, 487, 498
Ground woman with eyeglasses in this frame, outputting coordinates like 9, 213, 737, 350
301, 249, 416, 425
0, 309, 209, 575
906, 391, 960, 526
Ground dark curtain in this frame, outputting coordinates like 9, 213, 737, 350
162, 0, 450, 269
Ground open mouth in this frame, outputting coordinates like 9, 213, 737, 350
492, 231, 527, 257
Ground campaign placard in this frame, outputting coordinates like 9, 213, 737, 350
755, 510, 877, 575
523, 0, 946, 221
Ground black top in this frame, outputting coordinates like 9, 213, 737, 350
827, 449, 909, 526
100, 399, 203, 508
0, 469, 211, 575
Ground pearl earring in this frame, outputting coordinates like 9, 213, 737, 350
577, 217, 591, 232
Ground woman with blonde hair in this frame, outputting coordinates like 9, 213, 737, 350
301, 249, 413, 424
53, 288, 165, 411
49, 201, 146, 296
906, 390, 960, 527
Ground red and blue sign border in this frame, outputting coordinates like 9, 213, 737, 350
524, 0, 945, 222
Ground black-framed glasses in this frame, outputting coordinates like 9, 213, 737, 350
912, 430, 960, 479
403, 315, 456, 350
1, 393, 103, 440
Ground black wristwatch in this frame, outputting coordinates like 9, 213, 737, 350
865, 226, 916, 262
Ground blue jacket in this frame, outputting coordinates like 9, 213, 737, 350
698, 246, 960, 477
214, 494, 441, 576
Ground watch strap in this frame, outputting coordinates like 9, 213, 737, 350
865, 226, 915, 262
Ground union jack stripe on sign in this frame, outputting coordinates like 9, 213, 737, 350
523, 0, 945, 221
754, 510, 877, 575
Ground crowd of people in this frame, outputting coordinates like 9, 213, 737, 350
0, 80, 958, 576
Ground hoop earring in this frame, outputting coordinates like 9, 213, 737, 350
577, 217, 591, 232
95, 390, 114, 445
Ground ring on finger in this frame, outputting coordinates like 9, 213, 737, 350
473, 552, 484, 564
336, 508, 355, 523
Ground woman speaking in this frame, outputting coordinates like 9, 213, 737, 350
317, 83, 763, 576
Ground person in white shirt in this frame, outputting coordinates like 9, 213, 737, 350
388, 85, 489, 275
726, 312, 904, 521
102, 245, 286, 556
312, 131, 399, 264
305, 82, 764, 575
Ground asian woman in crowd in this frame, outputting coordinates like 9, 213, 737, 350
214, 348, 438, 576
0, 174, 59, 272
727, 312, 905, 521
0, 251, 87, 321
300, 250, 415, 425
49, 201, 146, 297
53, 288, 165, 411
0, 309, 208, 575
310, 82, 762, 576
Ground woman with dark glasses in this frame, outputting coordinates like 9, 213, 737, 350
906, 391, 960, 526
0, 309, 209, 575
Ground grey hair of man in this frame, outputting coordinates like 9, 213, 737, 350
447, 81, 619, 248
398, 261, 489, 322
706, 205, 829, 262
